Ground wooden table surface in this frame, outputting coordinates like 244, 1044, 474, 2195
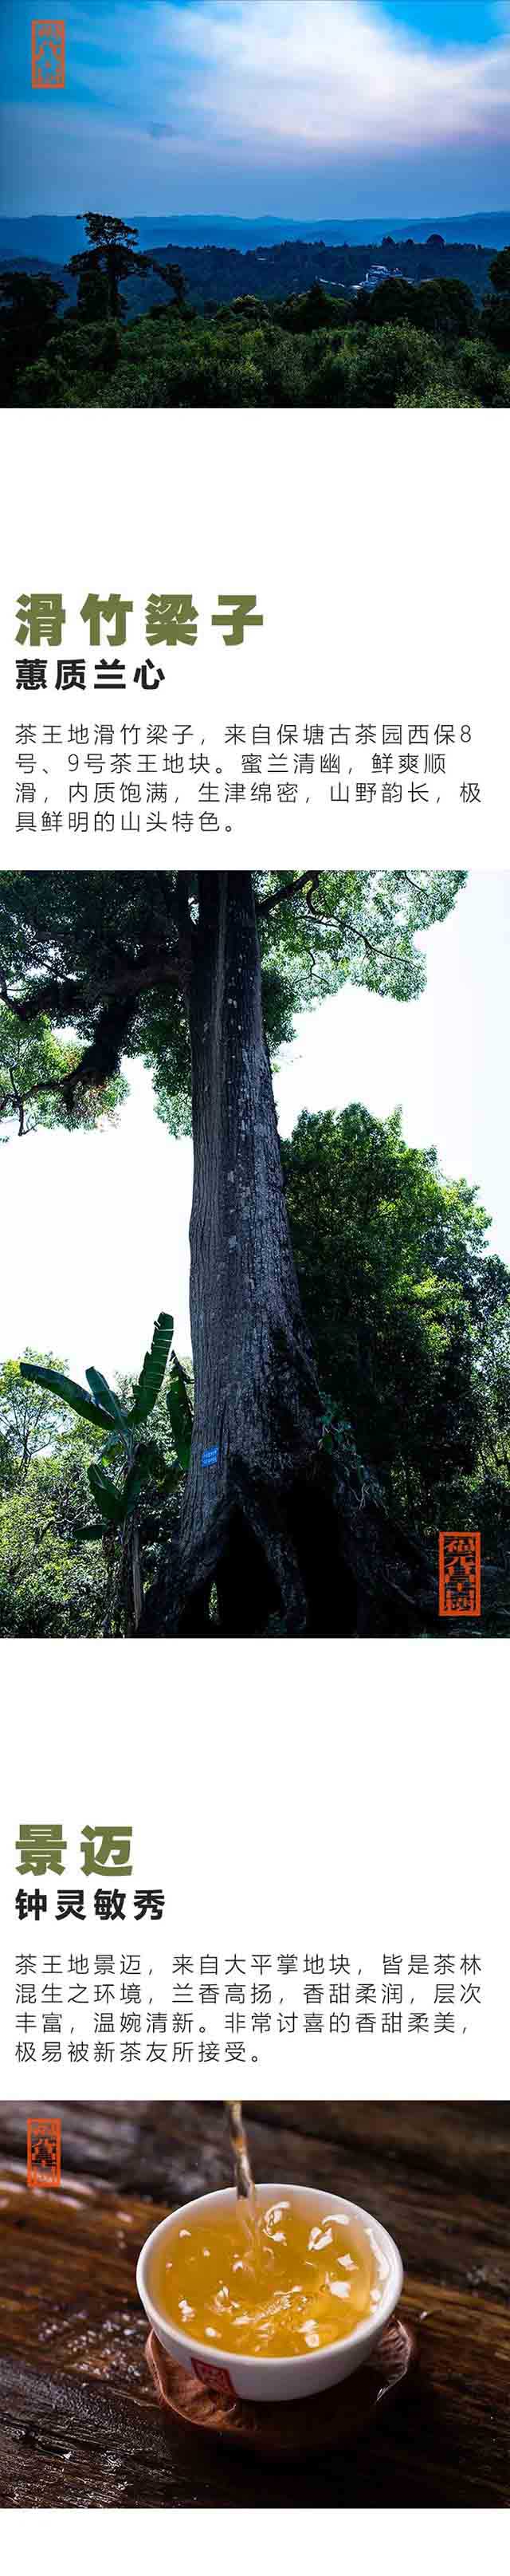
0, 2099, 508, 2510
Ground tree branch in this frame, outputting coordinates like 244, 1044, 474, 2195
256, 872, 320, 922
0, 951, 184, 1028
256, 878, 386, 966
2, 990, 141, 1129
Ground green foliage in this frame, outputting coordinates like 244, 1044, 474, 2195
0, 869, 465, 1143
477, 249, 510, 356
0, 1349, 70, 1481
0, 268, 65, 400
67, 212, 150, 321
18, 1314, 186, 1635
278, 284, 352, 335
150, 260, 189, 316
481, 297, 510, 357
304, 321, 463, 408
488, 249, 510, 295
20, 1313, 176, 1529
0, 1430, 108, 1638
3, 227, 508, 408
257, 869, 465, 1010
86, 1459, 124, 1525
130, 1310, 175, 1424
282, 1107, 510, 1597
0, 1321, 190, 1637
456, 337, 510, 403
0, 1002, 127, 1136
20, 1361, 117, 1436
367, 274, 476, 341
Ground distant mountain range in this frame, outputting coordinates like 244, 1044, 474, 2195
0, 211, 509, 262
1, 219, 504, 316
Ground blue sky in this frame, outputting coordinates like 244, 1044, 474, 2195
383, 3, 500, 39
1, 3, 510, 217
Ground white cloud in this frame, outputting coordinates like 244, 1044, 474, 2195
158, 0, 510, 160
2, 0, 509, 211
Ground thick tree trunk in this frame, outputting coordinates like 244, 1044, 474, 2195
142, 872, 434, 1638
176, 873, 339, 1631
102, 1514, 143, 1637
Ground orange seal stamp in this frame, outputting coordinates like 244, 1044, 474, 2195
31, 22, 65, 89
438, 1530, 481, 1617
27, 2115, 61, 2188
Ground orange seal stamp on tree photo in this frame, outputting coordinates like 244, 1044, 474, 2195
438, 1531, 481, 1618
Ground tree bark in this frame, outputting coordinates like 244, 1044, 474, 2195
142, 872, 435, 1638
175, 874, 326, 1629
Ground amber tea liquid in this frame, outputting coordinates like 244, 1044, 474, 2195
149, 2186, 381, 2358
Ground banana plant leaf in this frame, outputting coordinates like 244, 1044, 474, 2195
166, 1353, 193, 1471
123, 1448, 161, 1513
20, 1360, 114, 1433
129, 1311, 174, 1426
88, 1460, 125, 1525
73, 1524, 108, 1544
85, 1369, 130, 1433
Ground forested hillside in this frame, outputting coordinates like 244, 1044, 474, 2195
0, 230, 498, 314
2, 219, 509, 407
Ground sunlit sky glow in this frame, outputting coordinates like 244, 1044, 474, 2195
1, 874, 508, 1386
1, 2, 510, 217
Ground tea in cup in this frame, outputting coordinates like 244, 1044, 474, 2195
137, 2182, 403, 2403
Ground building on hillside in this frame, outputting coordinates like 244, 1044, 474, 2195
352, 264, 412, 295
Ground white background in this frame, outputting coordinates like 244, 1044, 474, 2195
1, 1641, 508, 2101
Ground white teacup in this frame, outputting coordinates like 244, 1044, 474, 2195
137, 2182, 403, 2403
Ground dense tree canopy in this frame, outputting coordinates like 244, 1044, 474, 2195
0, 1351, 69, 1483
0, 869, 465, 1140
0, 1002, 126, 1136
2, 215, 509, 408
282, 1107, 510, 1562
67, 213, 151, 320
0, 1348, 186, 1639
0, 270, 65, 402
0, 1420, 106, 1639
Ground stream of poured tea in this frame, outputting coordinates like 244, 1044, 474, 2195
227, 2100, 254, 2201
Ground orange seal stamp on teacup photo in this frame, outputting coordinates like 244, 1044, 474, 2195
27, 2115, 61, 2188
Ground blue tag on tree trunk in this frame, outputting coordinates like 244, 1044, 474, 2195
202, 1446, 219, 1467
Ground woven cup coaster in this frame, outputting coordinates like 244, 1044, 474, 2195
146, 2314, 417, 2461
